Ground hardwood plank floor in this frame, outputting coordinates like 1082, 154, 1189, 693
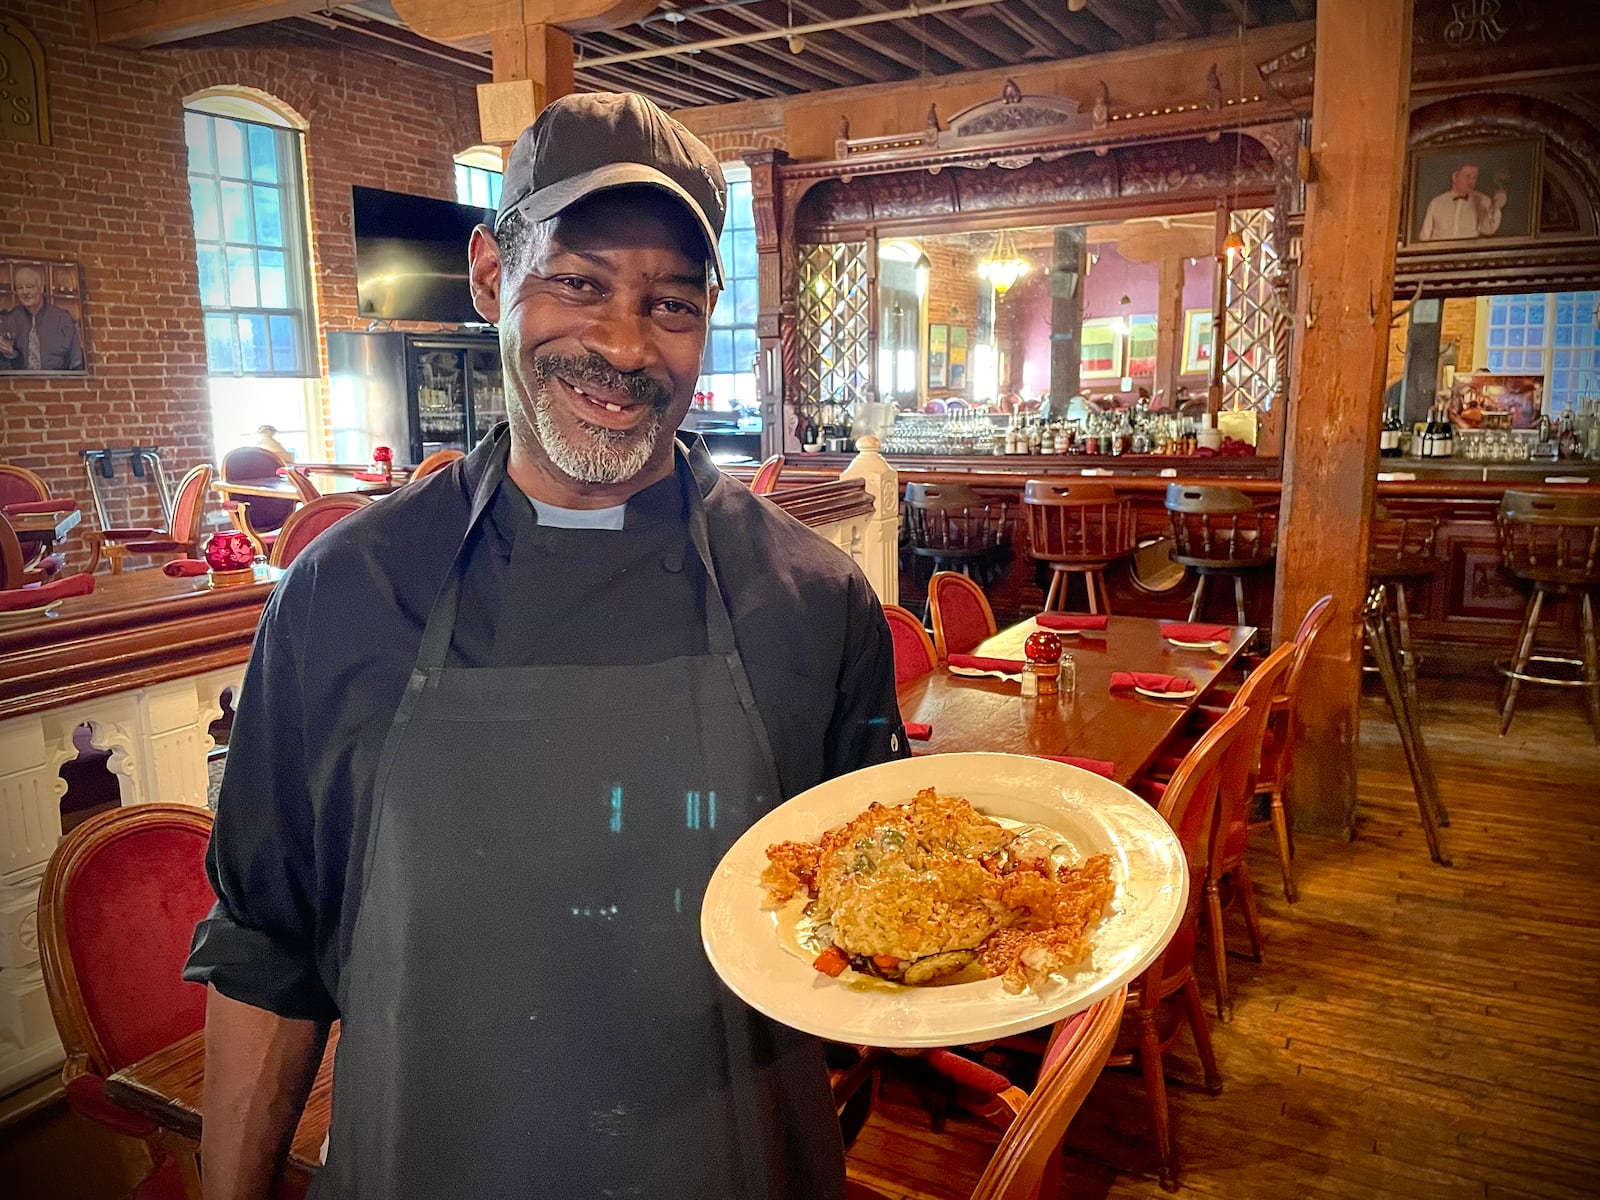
4, 675, 1596, 1199
847, 674, 1600, 1199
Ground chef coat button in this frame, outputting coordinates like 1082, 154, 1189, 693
662, 553, 684, 573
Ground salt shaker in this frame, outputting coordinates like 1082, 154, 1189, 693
1059, 652, 1077, 696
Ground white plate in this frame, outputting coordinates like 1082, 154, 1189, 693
1134, 684, 1198, 700
0, 603, 60, 625
1028, 624, 1084, 637
1163, 638, 1223, 651
947, 665, 1022, 680
701, 752, 1187, 1048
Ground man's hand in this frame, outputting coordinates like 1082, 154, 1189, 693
0, 332, 16, 359
1493, 188, 1508, 211
200, 986, 328, 1200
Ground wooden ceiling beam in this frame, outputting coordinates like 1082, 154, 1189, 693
92, 0, 324, 48
577, 59, 739, 107
787, 0, 961, 75
1152, 0, 1208, 37
1083, 0, 1159, 46
931, 9, 1030, 64
1010, 0, 1096, 56
389, 0, 658, 47
672, 9, 867, 90
850, 0, 999, 71
576, 28, 791, 100
983, 3, 1068, 59
721, 4, 918, 86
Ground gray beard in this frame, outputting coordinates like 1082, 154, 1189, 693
528, 385, 667, 485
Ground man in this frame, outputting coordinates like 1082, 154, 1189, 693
185, 93, 906, 1200
1418, 162, 1507, 241
0, 265, 84, 371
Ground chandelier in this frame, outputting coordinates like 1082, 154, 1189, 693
978, 230, 1029, 296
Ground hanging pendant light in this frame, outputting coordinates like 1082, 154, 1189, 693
979, 230, 1029, 296
1220, 228, 1246, 261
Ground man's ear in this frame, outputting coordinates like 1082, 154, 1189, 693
468, 225, 502, 325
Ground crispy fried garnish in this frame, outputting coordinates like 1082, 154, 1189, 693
760, 840, 821, 904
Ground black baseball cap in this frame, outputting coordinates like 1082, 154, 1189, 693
494, 92, 727, 286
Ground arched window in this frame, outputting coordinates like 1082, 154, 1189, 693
184, 88, 318, 459
455, 145, 504, 209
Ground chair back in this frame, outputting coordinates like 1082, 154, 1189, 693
1259, 595, 1337, 798
928, 570, 997, 660
1370, 504, 1440, 567
883, 603, 938, 684
1146, 706, 1249, 988
167, 463, 214, 550
1022, 479, 1135, 565
222, 446, 294, 531
1164, 483, 1277, 570
905, 483, 1009, 555
968, 988, 1126, 1200
0, 463, 50, 506
38, 804, 216, 1080
923, 400, 947, 414
749, 454, 785, 496
0, 512, 27, 590
269, 493, 374, 568
280, 467, 323, 504
412, 447, 465, 480
1212, 641, 1298, 868
1497, 489, 1600, 586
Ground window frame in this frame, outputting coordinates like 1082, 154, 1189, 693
699, 163, 759, 411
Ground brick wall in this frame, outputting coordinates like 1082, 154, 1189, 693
0, 0, 479, 536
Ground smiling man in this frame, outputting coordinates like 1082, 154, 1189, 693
185, 94, 906, 1200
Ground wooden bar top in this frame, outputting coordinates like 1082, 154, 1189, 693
0, 566, 277, 720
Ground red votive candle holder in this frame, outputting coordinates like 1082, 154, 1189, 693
204, 530, 257, 587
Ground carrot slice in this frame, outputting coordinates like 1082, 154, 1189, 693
871, 955, 901, 971
813, 946, 849, 977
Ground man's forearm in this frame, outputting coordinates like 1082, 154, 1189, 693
202, 985, 329, 1200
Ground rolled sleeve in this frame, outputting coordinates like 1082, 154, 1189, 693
183, 600, 338, 1023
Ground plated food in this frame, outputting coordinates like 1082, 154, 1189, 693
701, 752, 1186, 1047
762, 788, 1115, 994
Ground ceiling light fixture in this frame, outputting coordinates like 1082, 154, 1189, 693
978, 230, 1029, 296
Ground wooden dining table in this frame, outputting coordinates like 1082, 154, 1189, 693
214, 473, 401, 502
896, 615, 1256, 787
8, 504, 82, 553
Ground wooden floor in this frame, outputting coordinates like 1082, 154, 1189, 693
4, 673, 1597, 1200
848, 673, 1600, 1200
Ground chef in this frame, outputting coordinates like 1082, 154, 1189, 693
186, 92, 907, 1200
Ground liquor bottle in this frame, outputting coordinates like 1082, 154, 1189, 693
1418, 408, 1436, 458
1380, 407, 1401, 458
1437, 409, 1454, 457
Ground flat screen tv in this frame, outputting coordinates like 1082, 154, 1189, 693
353, 186, 493, 325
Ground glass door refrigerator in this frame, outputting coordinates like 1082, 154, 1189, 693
329, 330, 502, 465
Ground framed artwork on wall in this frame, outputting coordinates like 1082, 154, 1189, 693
1181, 308, 1213, 377
0, 257, 87, 374
949, 325, 968, 390
1407, 137, 1542, 246
927, 323, 949, 389
1080, 318, 1123, 381
1126, 315, 1158, 378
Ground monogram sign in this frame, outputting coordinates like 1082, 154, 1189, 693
1444, 0, 1509, 49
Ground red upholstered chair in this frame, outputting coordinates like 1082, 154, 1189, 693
749, 453, 785, 496
1108, 706, 1245, 1191
846, 990, 1125, 1200
412, 447, 465, 480
1, 461, 51, 507
38, 803, 217, 1200
1255, 594, 1336, 901
268, 492, 373, 568
884, 603, 938, 684
1202, 640, 1297, 1021
277, 466, 323, 504
928, 570, 998, 661
99, 464, 213, 573
220, 445, 295, 548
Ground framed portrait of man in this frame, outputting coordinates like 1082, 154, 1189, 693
1406, 138, 1542, 246
0, 257, 88, 374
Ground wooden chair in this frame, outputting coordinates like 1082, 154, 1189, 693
1254, 594, 1337, 901
1203, 641, 1297, 1021
279, 466, 323, 504
0, 463, 94, 576
1112, 706, 1245, 1191
1495, 490, 1600, 741
884, 602, 939, 684
1164, 483, 1278, 626
846, 989, 1126, 1200
268, 493, 374, 568
220, 445, 295, 549
39, 803, 218, 1200
749, 453, 785, 495
412, 447, 465, 480
99, 464, 214, 573
1368, 506, 1442, 719
929, 570, 998, 661
0, 461, 51, 507
1022, 480, 1135, 615
904, 483, 1011, 617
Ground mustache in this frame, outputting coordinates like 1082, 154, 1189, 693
532, 353, 671, 409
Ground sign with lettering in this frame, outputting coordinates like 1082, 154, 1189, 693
0, 19, 49, 146
1444, 0, 1509, 49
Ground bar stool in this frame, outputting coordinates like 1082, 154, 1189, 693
1164, 484, 1278, 626
1495, 490, 1600, 741
1367, 505, 1443, 718
904, 483, 1011, 620
1021, 480, 1135, 614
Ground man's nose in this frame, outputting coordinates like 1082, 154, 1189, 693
580, 300, 658, 377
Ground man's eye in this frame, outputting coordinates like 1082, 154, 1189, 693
554, 277, 593, 293
658, 299, 699, 317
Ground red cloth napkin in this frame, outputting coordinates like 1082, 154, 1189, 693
2, 498, 79, 516
1160, 621, 1232, 643
352, 471, 390, 482
0, 572, 95, 612
1109, 671, 1196, 696
1035, 613, 1108, 632
1037, 754, 1116, 777
162, 559, 210, 577
904, 722, 932, 741
948, 654, 1025, 675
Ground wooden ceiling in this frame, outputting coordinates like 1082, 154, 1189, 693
277, 0, 1314, 110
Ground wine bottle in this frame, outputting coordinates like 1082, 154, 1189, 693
1438, 410, 1454, 458
1419, 408, 1436, 458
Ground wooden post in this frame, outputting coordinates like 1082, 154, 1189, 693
1050, 226, 1086, 401
1275, 0, 1413, 837
1155, 254, 1184, 405
478, 24, 574, 156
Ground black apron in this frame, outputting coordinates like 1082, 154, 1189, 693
311, 435, 844, 1199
